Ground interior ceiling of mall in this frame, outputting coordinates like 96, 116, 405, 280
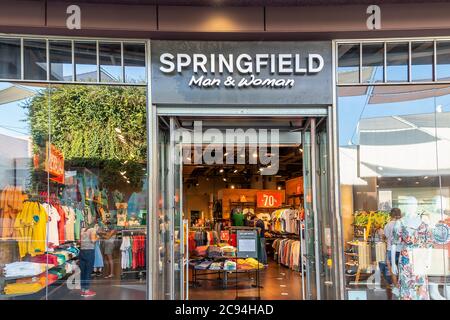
183, 146, 303, 187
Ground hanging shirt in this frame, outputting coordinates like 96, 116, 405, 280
74, 208, 84, 240
64, 206, 76, 242
43, 203, 60, 248
232, 212, 245, 226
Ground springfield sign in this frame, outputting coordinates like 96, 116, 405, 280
159, 52, 324, 89
151, 41, 332, 105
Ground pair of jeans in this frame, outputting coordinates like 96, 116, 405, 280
259, 238, 268, 265
380, 250, 400, 285
79, 249, 95, 291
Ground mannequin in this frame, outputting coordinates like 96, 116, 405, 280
427, 195, 450, 300
391, 196, 432, 300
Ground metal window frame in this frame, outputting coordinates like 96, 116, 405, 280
336, 36, 450, 86
0, 34, 147, 86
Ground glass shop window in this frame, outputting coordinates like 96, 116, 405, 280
49, 40, 73, 81
123, 43, 146, 84
24, 39, 47, 81
436, 41, 450, 81
361, 43, 384, 83
74, 41, 97, 82
99, 42, 122, 83
386, 42, 409, 82
411, 41, 433, 82
0, 38, 21, 80
338, 44, 360, 84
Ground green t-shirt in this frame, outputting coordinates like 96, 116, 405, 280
232, 212, 245, 226
74, 209, 85, 240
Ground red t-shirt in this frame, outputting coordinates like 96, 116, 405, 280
53, 204, 66, 244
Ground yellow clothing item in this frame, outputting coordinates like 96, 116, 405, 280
14, 201, 48, 257
4, 282, 44, 295
237, 258, 264, 269
0, 186, 27, 238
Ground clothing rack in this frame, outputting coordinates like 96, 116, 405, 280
119, 229, 146, 280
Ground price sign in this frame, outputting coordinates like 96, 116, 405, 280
256, 191, 283, 208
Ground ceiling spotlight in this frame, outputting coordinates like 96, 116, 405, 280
223, 178, 227, 182
219, 169, 224, 173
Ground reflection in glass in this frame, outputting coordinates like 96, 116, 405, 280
24, 39, 47, 81
49, 40, 73, 81
436, 41, 450, 81
338, 84, 450, 300
338, 44, 360, 84
386, 42, 409, 82
123, 43, 146, 83
0, 39, 21, 79
362, 43, 384, 83
99, 42, 122, 83
74, 41, 97, 82
411, 41, 433, 82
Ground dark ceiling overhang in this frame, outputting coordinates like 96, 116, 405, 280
47, 0, 446, 6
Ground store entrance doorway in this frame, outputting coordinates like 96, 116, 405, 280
153, 110, 337, 300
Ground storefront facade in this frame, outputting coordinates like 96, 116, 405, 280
0, 1, 450, 301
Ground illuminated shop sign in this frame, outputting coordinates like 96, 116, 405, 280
151, 41, 332, 105
159, 53, 324, 88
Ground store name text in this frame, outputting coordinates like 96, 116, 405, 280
159, 53, 324, 89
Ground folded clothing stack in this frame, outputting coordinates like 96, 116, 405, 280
223, 260, 236, 271
3, 262, 51, 278
4, 274, 59, 295
220, 246, 236, 257
237, 258, 264, 270
209, 262, 223, 270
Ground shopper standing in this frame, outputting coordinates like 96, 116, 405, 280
100, 222, 117, 279
383, 208, 402, 296
79, 222, 99, 297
